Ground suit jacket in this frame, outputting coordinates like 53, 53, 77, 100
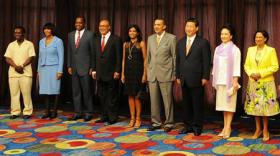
93, 33, 122, 81
244, 45, 279, 82
147, 32, 176, 82
176, 35, 211, 87
67, 30, 94, 76
38, 36, 64, 73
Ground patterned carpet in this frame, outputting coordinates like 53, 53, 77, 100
0, 109, 280, 156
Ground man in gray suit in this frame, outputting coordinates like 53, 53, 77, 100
147, 18, 176, 132
67, 16, 94, 121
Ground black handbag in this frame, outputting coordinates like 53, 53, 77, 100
136, 83, 149, 102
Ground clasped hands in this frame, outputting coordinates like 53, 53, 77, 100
250, 73, 261, 81
15, 65, 24, 74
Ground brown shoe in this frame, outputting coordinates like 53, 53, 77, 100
147, 125, 161, 131
163, 127, 172, 132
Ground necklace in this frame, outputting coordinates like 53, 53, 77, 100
128, 42, 136, 60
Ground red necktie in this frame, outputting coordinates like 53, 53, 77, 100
75, 31, 81, 48
101, 36, 105, 52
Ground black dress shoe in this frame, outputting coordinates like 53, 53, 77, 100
49, 112, 57, 119
108, 120, 117, 125
163, 127, 172, 132
23, 115, 31, 119
84, 116, 93, 122
194, 129, 202, 136
41, 113, 50, 119
179, 127, 193, 134
68, 114, 82, 121
95, 118, 108, 123
103, 121, 115, 126
147, 125, 161, 131
10, 115, 19, 119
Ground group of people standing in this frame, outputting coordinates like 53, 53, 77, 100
211, 26, 280, 141
4, 16, 279, 141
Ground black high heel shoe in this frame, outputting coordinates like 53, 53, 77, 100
49, 111, 57, 119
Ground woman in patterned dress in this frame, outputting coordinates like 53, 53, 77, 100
244, 30, 280, 141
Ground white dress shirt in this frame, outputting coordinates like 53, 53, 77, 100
101, 31, 111, 46
75, 29, 85, 43
156, 31, 166, 44
186, 34, 196, 46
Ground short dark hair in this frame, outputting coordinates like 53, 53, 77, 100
43, 22, 56, 35
100, 19, 111, 26
125, 24, 143, 42
221, 24, 236, 42
14, 26, 25, 34
254, 30, 269, 43
154, 18, 166, 25
186, 17, 199, 27
76, 16, 86, 23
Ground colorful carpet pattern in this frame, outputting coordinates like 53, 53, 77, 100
0, 110, 280, 156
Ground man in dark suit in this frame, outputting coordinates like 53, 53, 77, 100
176, 17, 211, 136
92, 19, 122, 125
67, 16, 94, 121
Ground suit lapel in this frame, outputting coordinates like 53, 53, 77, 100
156, 33, 169, 50
185, 36, 198, 58
71, 32, 77, 53
153, 34, 158, 49
76, 30, 87, 49
158, 33, 168, 48
103, 35, 113, 54
182, 36, 187, 56
96, 36, 101, 53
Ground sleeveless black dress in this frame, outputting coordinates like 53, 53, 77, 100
124, 43, 144, 96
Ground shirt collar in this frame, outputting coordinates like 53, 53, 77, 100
15, 39, 26, 46
76, 28, 85, 34
187, 34, 196, 41
102, 31, 111, 38
157, 31, 165, 38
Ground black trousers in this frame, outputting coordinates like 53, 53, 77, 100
182, 83, 204, 130
98, 79, 119, 122
41, 95, 59, 112
72, 73, 93, 115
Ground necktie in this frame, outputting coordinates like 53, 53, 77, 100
101, 36, 105, 52
156, 35, 161, 46
186, 39, 191, 55
75, 31, 81, 48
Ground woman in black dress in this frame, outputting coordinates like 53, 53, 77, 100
121, 25, 147, 128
